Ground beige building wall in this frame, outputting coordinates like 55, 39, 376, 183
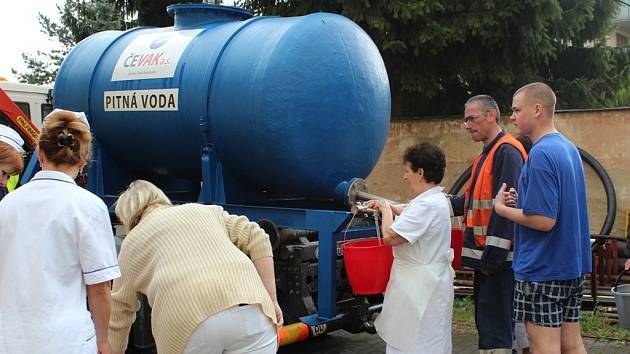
366, 109, 630, 236
606, 28, 630, 47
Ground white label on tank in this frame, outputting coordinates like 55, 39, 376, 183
111, 29, 202, 81
104, 89, 179, 111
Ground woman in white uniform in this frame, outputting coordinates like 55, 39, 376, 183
366, 142, 454, 354
0, 110, 121, 354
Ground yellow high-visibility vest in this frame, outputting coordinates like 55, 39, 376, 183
7, 175, 19, 192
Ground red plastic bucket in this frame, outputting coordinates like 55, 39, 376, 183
451, 228, 463, 270
342, 238, 393, 295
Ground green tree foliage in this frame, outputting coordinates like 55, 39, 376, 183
115, 0, 202, 27
14, 0, 129, 84
15, 0, 200, 84
547, 46, 630, 108
17, 0, 629, 113
238, 0, 629, 114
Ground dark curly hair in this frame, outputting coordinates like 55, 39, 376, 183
402, 142, 446, 184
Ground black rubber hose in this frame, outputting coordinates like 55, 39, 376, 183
447, 147, 616, 235
447, 165, 472, 197
578, 147, 616, 235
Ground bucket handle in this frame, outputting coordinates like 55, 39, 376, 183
613, 268, 629, 291
342, 203, 383, 245
342, 211, 359, 244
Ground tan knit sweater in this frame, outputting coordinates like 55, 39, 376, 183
109, 204, 277, 354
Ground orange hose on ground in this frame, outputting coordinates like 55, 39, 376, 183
278, 322, 310, 346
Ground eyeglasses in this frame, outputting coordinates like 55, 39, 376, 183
463, 112, 486, 125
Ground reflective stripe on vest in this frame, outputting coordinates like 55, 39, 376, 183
485, 236, 512, 250
472, 199, 494, 209
463, 134, 527, 248
462, 247, 513, 261
472, 225, 487, 236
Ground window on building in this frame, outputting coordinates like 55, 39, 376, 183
41, 103, 53, 118
0, 112, 10, 126
617, 33, 628, 47
15, 102, 31, 118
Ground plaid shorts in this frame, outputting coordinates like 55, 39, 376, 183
513, 276, 585, 328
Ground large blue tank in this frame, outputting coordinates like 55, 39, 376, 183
54, 4, 390, 204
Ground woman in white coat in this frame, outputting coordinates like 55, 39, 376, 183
366, 142, 454, 354
0, 110, 120, 354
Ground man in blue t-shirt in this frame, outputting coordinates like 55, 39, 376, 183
495, 82, 591, 354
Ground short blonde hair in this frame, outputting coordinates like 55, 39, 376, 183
115, 180, 172, 232
514, 82, 556, 118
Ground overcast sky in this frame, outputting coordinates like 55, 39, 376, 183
0, 0, 237, 82
0, 0, 63, 81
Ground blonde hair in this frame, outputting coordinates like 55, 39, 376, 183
115, 180, 172, 232
38, 110, 92, 166
514, 82, 557, 118
0, 142, 24, 175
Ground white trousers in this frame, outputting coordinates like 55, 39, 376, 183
183, 304, 277, 354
